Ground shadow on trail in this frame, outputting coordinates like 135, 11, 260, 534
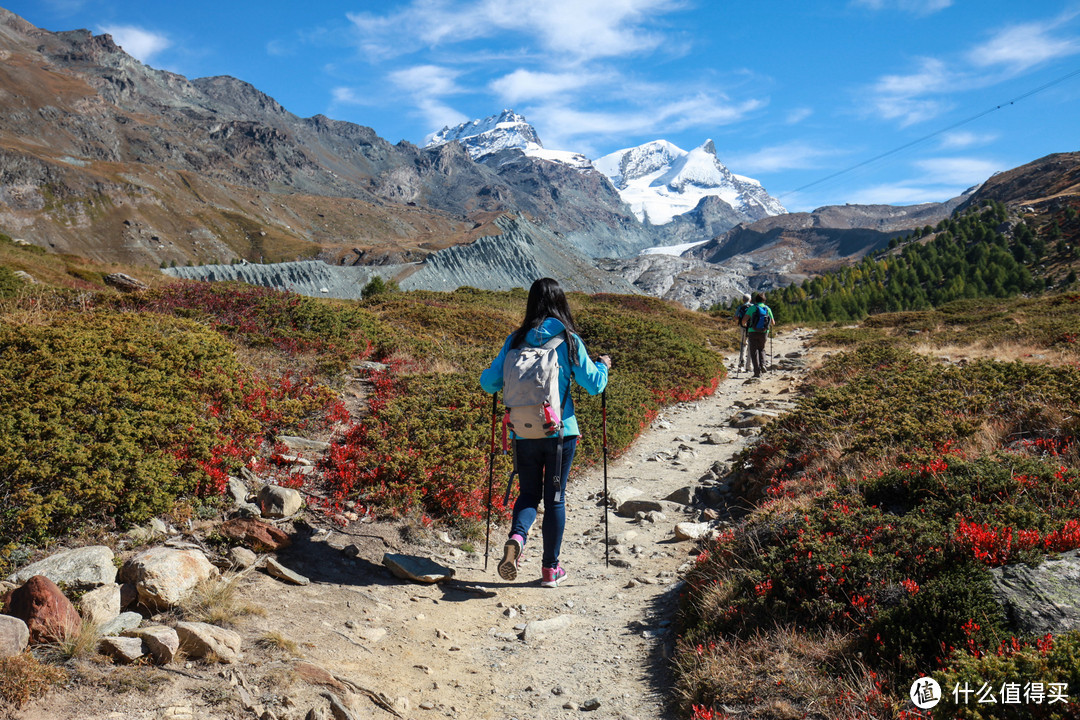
641, 576, 689, 715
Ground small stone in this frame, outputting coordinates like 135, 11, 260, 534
257, 484, 304, 518
98, 635, 146, 664
522, 614, 573, 642
354, 626, 387, 643
123, 625, 179, 664
583, 697, 602, 711
419, 701, 436, 710
228, 546, 259, 570
563, 701, 579, 710
674, 522, 712, 541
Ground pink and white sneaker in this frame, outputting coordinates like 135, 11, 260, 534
540, 565, 567, 588
498, 534, 523, 581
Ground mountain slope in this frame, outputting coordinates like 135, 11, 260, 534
0, 11, 651, 271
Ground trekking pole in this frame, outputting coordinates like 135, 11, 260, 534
602, 388, 610, 568
769, 328, 774, 372
484, 393, 498, 572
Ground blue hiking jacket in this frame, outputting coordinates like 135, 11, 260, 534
480, 317, 608, 437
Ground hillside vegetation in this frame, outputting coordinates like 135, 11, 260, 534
765, 200, 1079, 324
0, 280, 733, 571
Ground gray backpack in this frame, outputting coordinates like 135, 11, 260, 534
502, 334, 567, 439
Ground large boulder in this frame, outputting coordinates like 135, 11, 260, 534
6, 546, 117, 589
0, 615, 29, 658
78, 583, 121, 625
119, 547, 218, 610
990, 549, 1080, 636
219, 518, 292, 552
4, 575, 82, 644
175, 621, 242, 663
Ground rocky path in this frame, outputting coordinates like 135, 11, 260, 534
18, 329, 817, 720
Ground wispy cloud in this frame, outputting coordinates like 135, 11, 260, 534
846, 182, 960, 205
913, 156, 999, 186
938, 131, 998, 149
728, 142, 844, 173
532, 95, 763, 153
865, 12, 1080, 127
967, 18, 1080, 73
852, 0, 952, 15
785, 107, 813, 124
347, 0, 681, 64
490, 69, 613, 103
97, 24, 171, 64
387, 65, 469, 133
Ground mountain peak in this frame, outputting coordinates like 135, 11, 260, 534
594, 140, 785, 226
427, 109, 543, 160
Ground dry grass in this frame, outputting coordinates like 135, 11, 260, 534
256, 631, 300, 657
0, 652, 68, 710
176, 573, 265, 627
38, 620, 101, 663
676, 624, 889, 718
909, 338, 1074, 365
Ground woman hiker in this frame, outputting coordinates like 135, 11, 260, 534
480, 278, 611, 587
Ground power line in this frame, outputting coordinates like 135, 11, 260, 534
780, 66, 1080, 199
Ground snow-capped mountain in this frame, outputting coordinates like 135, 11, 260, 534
427, 110, 593, 170
594, 140, 786, 226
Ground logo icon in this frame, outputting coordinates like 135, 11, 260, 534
910, 677, 942, 709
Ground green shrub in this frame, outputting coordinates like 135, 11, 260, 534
0, 310, 332, 557
0, 266, 24, 299
932, 632, 1080, 719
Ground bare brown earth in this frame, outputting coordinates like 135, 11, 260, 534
15, 330, 818, 720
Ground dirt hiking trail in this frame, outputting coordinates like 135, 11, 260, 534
20, 329, 818, 720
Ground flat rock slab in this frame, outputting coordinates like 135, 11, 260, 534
276, 435, 332, 453
265, 557, 310, 586
99, 611, 143, 637
522, 614, 574, 642
6, 545, 117, 588
382, 554, 455, 583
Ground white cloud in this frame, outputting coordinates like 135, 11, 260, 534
852, 0, 952, 14
347, 0, 681, 63
388, 65, 464, 97
387, 66, 469, 135
490, 69, 611, 103
913, 157, 999, 186
97, 25, 171, 64
967, 20, 1080, 72
785, 107, 813, 124
728, 142, 842, 173
938, 131, 998, 149
530, 94, 761, 152
331, 87, 364, 105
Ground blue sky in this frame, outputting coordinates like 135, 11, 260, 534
9, 0, 1080, 212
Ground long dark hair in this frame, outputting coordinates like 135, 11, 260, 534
511, 278, 578, 357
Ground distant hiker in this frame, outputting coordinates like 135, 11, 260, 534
481, 278, 611, 588
741, 292, 774, 378
735, 293, 752, 373
735, 293, 752, 324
